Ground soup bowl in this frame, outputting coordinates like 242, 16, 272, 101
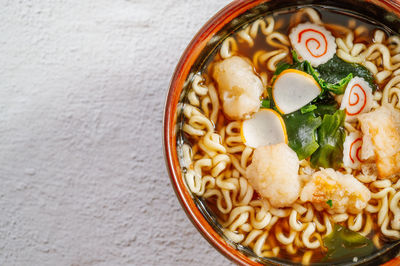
163, 0, 400, 265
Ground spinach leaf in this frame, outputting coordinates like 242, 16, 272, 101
323, 224, 376, 262
316, 54, 377, 91
323, 73, 353, 94
292, 49, 301, 64
260, 99, 270, 108
274, 61, 291, 76
312, 92, 338, 117
300, 104, 317, 114
283, 111, 322, 160
311, 109, 346, 169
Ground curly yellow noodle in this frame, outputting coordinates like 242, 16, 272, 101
253, 49, 289, 72
194, 158, 212, 178
351, 43, 367, 57
220, 37, 238, 59
372, 187, 396, 199
289, 210, 305, 231
286, 243, 298, 255
266, 32, 290, 51
259, 72, 269, 89
300, 204, 314, 223
226, 145, 246, 154
291, 7, 322, 26
181, 143, 192, 167
229, 154, 246, 177
302, 250, 313, 265
323, 213, 333, 236
348, 213, 363, 232
313, 215, 326, 232
192, 74, 208, 96
204, 188, 232, 214
239, 223, 252, 232
188, 115, 214, 132
389, 191, 400, 230
201, 96, 211, 117
374, 30, 386, 43
382, 216, 400, 239
236, 16, 276, 47
230, 211, 250, 231
293, 202, 308, 214
325, 23, 352, 35
222, 206, 253, 227
373, 233, 382, 249
242, 229, 263, 246
262, 247, 280, 258
302, 223, 320, 249
215, 174, 237, 191
240, 147, 253, 169
275, 226, 297, 245
251, 17, 275, 38
372, 179, 392, 188
183, 123, 205, 136
382, 75, 400, 108
223, 228, 245, 243
393, 179, 400, 189
237, 26, 254, 47
232, 177, 253, 205
331, 213, 349, 223
389, 35, 400, 54
355, 25, 369, 37
211, 154, 231, 177
250, 210, 272, 230
359, 213, 373, 236
203, 132, 226, 153
378, 195, 389, 226
188, 90, 200, 106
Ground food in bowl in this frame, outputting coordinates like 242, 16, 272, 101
176, 5, 400, 265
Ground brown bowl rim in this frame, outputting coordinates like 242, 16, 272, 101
163, 0, 400, 265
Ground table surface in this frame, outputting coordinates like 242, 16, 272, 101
0, 0, 233, 265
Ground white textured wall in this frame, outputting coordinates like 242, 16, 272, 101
0, 0, 232, 265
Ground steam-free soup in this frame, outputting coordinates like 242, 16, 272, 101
179, 6, 400, 264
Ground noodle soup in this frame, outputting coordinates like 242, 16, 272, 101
177, 5, 400, 265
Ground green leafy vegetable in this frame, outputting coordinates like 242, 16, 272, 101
321, 73, 353, 94
312, 92, 338, 117
300, 104, 317, 114
292, 49, 301, 64
326, 199, 333, 208
316, 54, 377, 91
311, 109, 346, 169
260, 99, 270, 108
283, 111, 322, 160
282, 92, 340, 162
323, 224, 376, 262
274, 61, 291, 76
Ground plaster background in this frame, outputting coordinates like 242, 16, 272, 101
0, 0, 232, 265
